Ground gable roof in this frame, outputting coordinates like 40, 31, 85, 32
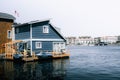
14, 19, 66, 41
14, 19, 50, 27
49, 24, 66, 41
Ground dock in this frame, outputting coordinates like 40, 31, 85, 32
52, 53, 70, 59
4, 53, 69, 62
22, 55, 39, 62
51, 51, 70, 59
22, 57, 34, 62
1, 40, 69, 62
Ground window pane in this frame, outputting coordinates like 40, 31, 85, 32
36, 42, 42, 48
8, 30, 12, 39
43, 25, 49, 33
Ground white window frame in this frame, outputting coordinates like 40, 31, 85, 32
7, 30, 12, 39
43, 25, 49, 33
36, 42, 42, 48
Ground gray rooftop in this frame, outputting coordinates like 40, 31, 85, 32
0, 12, 16, 20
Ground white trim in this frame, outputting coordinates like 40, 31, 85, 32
22, 39, 64, 41
30, 24, 32, 56
12, 27, 15, 41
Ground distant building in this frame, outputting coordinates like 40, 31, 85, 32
77, 36, 94, 46
65, 36, 120, 46
94, 37, 101, 44
65, 37, 77, 45
100, 36, 118, 44
118, 36, 120, 41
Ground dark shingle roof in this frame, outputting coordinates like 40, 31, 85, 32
0, 12, 16, 20
14, 19, 50, 27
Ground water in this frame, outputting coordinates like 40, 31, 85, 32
1, 46, 120, 80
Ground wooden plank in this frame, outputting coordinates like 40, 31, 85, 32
52, 52, 70, 59
22, 57, 34, 62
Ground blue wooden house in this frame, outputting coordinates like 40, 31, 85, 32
13, 20, 66, 56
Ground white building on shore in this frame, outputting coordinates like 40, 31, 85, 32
77, 36, 94, 46
65, 36, 119, 46
65, 37, 77, 45
100, 36, 118, 44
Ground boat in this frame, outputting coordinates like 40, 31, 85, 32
13, 53, 23, 61
36, 52, 52, 60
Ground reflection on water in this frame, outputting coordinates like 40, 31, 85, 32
1, 46, 120, 80
0, 59, 70, 80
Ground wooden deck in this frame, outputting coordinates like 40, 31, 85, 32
22, 57, 34, 62
52, 53, 70, 59
22, 55, 38, 62
4, 51, 69, 62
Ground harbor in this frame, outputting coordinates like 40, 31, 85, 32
1, 0, 120, 80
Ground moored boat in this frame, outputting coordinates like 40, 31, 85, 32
36, 52, 52, 60
13, 54, 23, 61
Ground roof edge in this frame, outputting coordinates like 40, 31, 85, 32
14, 19, 50, 27
0, 12, 16, 20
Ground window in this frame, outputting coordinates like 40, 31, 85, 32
16, 28, 19, 34
61, 43, 65, 49
36, 42, 42, 48
43, 25, 49, 33
7, 30, 12, 39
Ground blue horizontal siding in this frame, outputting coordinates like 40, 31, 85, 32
15, 22, 64, 40
15, 32, 30, 40
32, 41, 53, 54
15, 25, 30, 40
15, 25, 30, 33
32, 24, 62, 39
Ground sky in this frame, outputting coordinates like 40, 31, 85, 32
0, 0, 120, 37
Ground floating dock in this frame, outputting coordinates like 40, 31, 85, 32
4, 51, 70, 62
4, 53, 69, 62
52, 52, 70, 59
0, 40, 70, 62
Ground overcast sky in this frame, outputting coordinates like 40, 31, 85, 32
0, 0, 120, 37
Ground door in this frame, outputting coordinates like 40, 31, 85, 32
53, 42, 65, 52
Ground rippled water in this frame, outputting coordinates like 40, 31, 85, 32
1, 46, 120, 80
67, 46, 120, 80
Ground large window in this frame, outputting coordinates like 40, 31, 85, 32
36, 42, 42, 48
7, 30, 12, 39
43, 25, 49, 33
